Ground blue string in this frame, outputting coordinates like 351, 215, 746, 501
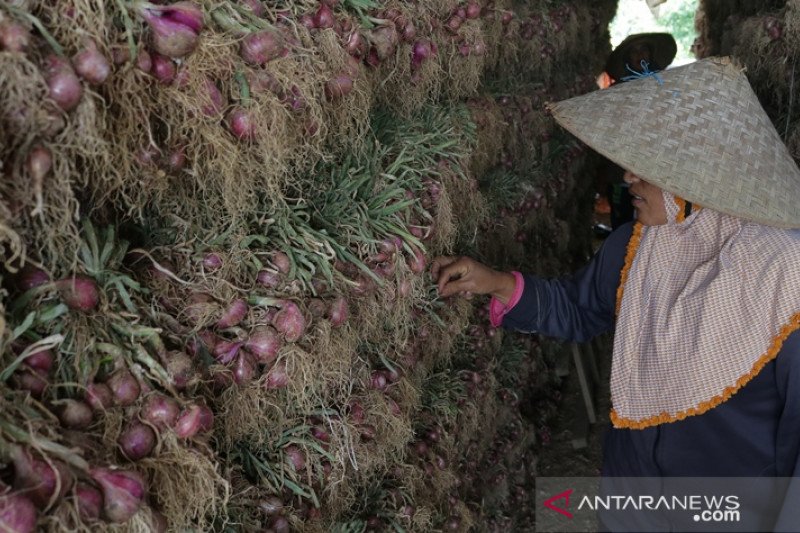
620, 59, 664, 86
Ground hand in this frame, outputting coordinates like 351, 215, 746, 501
430, 256, 516, 303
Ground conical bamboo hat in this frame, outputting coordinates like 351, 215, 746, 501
548, 57, 800, 228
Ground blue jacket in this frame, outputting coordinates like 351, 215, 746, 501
500, 222, 800, 531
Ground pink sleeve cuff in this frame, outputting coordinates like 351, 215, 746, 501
489, 271, 524, 328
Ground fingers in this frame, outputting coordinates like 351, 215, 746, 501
431, 256, 490, 299
430, 256, 458, 280
439, 276, 473, 298
436, 260, 471, 296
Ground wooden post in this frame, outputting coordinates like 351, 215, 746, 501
571, 342, 597, 424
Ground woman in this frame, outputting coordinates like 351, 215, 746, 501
433, 57, 800, 531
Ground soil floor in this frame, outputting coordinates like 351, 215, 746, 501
531, 229, 616, 532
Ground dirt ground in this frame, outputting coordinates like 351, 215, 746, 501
529, 334, 613, 533
531, 221, 616, 531
537, 335, 612, 479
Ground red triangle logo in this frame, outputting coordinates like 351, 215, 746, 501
543, 489, 574, 519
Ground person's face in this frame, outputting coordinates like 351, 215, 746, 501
623, 171, 667, 225
626, 43, 652, 72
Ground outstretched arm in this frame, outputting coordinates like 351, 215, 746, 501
432, 222, 634, 342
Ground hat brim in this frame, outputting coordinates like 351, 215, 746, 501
548, 57, 800, 229
606, 33, 677, 81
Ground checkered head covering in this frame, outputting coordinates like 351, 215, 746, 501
609, 194, 800, 428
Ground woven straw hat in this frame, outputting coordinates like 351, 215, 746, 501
548, 57, 800, 228
605, 32, 677, 81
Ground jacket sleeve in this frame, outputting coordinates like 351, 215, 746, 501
498, 222, 634, 342
771, 328, 800, 531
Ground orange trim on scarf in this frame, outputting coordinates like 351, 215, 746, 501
615, 222, 643, 316
674, 197, 703, 223
674, 197, 688, 223
611, 311, 800, 429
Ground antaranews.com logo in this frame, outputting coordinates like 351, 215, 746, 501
575, 493, 741, 524
534, 477, 794, 532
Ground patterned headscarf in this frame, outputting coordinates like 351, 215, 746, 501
610, 191, 800, 429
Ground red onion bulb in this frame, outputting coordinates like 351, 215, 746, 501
0, 21, 30, 53
327, 296, 349, 327
0, 492, 37, 532
141, 393, 180, 429
107, 370, 141, 406
244, 325, 282, 365
263, 360, 288, 389
55, 275, 99, 312
215, 299, 248, 329
240, 31, 284, 65
44, 55, 83, 111
272, 301, 306, 342
56, 399, 93, 429
118, 423, 156, 461
324, 75, 353, 101
139, 1, 204, 58
226, 108, 257, 140
73, 39, 111, 85
89, 468, 145, 523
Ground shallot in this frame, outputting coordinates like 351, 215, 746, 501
226, 108, 257, 140
107, 370, 141, 406
213, 339, 242, 365
85, 383, 113, 411
174, 404, 204, 439
241, 31, 284, 65
284, 445, 305, 471
232, 351, 257, 385
119, 422, 156, 460
44, 56, 83, 111
74, 483, 102, 520
314, 4, 335, 29
55, 275, 99, 312
216, 299, 248, 328
0, 493, 36, 533
15, 265, 49, 291
241, 0, 265, 17
245, 325, 282, 365
466, 2, 481, 19
26, 145, 51, 216
369, 24, 399, 60
141, 393, 180, 429
138, 1, 204, 58
0, 21, 30, 52
263, 360, 288, 389
406, 247, 427, 274
90, 468, 145, 523
258, 495, 284, 516
56, 399, 93, 429
150, 52, 176, 84
272, 301, 306, 342
73, 39, 111, 85
9, 370, 43, 397
202, 252, 222, 271
324, 75, 353, 101
21, 348, 53, 374
11, 446, 73, 507
271, 252, 291, 274
256, 269, 281, 288
200, 77, 225, 117
165, 351, 196, 390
